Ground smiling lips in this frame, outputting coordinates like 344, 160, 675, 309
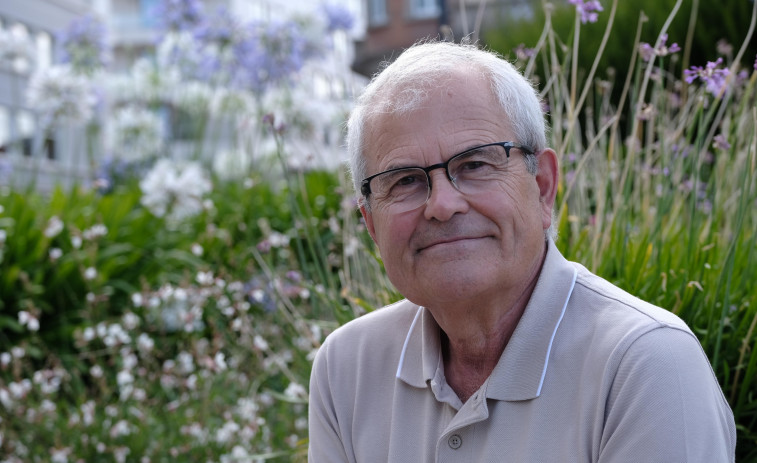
416, 235, 488, 253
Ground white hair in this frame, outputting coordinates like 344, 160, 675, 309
348, 41, 556, 240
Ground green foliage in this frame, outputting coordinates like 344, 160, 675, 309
525, 0, 757, 457
0, 167, 386, 461
484, 0, 756, 108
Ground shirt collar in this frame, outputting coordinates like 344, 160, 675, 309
395, 239, 577, 401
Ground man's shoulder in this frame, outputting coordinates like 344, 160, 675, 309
321, 299, 420, 351
570, 262, 689, 331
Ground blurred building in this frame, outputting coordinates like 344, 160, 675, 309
352, 0, 534, 77
0, 0, 97, 190
0, 0, 366, 190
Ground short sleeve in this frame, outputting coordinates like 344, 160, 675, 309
598, 326, 736, 462
308, 341, 353, 463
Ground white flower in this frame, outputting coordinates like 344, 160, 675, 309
71, 236, 82, 249
18, 311, 39, 331
253, 335, 269, 351
284, 382, 307, 401
113, 447, 130, 463
268, 232, 289, 248
106, 106, 163, 163
122, 312, 139, 330
131, 293, 144, 307
40, 399, 56, 413
26, 65, 96, 126
90, 365, 103, 378
84, 267, 97, 280
140, 160, 212, 222
295, 417, 308, 430
137, 333, 154, 352
0, 27, 36, 63
156, 31, 203, 78
82, 326, 96, 342
107, 58, 171, 106
105, 323, 130, 345
212, 148, 253, 181
177, 351, 194, 374
173, 80, 213, 114
0, 229, 6, 243
109, 420, 132, 438
196, 271, 213, 285
49, 248, 63, 260
117, 370, 134, 386
82, 224, 108, 240
191, 243, 203, 256
50, 447, 71, 463
235, 398, 259, 423
0, 388, 12, 409
214, 352, 227, 371
44, 216, 64, 238
81, 401, 96, 426
215, 421, 240, 444
9, 379, 31, 398
122, 352, 138, 370
220, 445, 251, 463
133, 388, 146, 402
0, 352, 11, 367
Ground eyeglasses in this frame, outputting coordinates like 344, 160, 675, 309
361, 141, 534, 213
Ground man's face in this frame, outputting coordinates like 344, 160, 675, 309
359, 75, 558, 308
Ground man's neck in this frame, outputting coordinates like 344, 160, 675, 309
436, 243, 546, 403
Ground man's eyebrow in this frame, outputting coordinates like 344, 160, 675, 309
379, 143, 493, 171
382, 160, 421, 171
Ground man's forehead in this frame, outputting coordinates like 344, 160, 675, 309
364, 117, 512, 174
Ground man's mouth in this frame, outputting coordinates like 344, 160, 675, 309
417, 236, 486, 253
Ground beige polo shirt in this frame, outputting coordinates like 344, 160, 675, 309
308, 240, 736, 462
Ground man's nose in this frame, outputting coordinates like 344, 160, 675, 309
423, 169, 469, 221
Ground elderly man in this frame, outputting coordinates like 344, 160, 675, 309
308, 41, 736, 462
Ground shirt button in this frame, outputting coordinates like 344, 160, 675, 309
448, 434, 462, 450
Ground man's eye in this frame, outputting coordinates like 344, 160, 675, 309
460, 160, 488, 171
392, 173, 425, 189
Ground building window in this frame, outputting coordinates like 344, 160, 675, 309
367, 0, 388, 27
408, 0, 440, 19
36, 31, 52, 70
16, 110, 35, 157
0, 106, 9, 153
140, 0, 159, 27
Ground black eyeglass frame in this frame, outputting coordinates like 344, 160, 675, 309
360, 141, 535, 198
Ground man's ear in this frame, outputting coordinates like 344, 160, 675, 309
535, 148, 559, 231
359, 202, 378, 244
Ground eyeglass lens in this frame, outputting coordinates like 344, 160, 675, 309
370, 144, 511, 213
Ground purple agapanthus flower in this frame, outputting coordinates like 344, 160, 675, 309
514, 43, 536, 61
58, 14, 110, 70
155, 0, 204, 35
712, 134, 731, 151
0, 156, 12, 183
322, 4, 355, 32
194, 6, 239, 46
684, 58, 730, 97
192, 7, 245, 82
639, 34, 681, 62
568, 0, 603, 24
231, 20, 313, 93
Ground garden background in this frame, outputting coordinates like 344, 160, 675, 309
1, 0, 756, 461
